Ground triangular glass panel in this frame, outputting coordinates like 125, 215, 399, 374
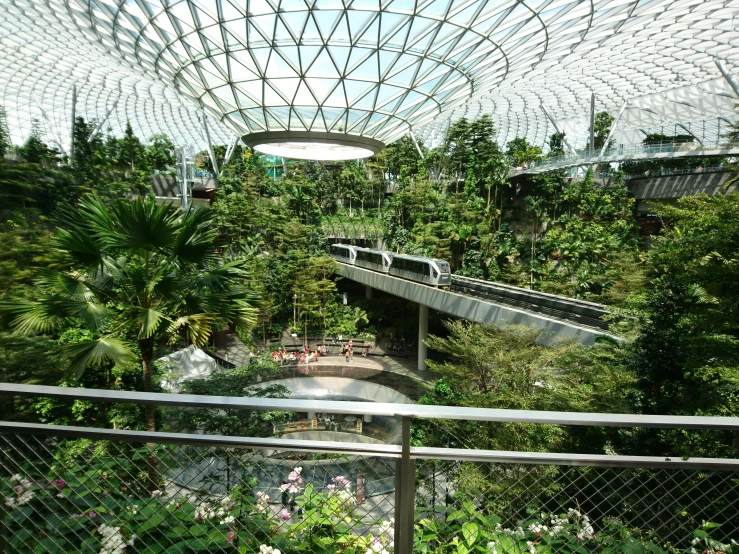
226, 112, 250, 132
351, 86, 377, 110
378, 49, 398, 78
275, 46, 301, 73
269, 106, 291, 126
289, 109, 308, 131
313, 10, 342, 40
280, 11, 309, 38
346, 10, 376, 37
270, 77, 301, 101
297, 45, 323, 72
326, 46, 351, 74
377, 96, 402, 113
264, 82, 286, 105
210, 53, 230, 78
274, 18, 295, 42
346, 46, 373, 73
387, 63, 418, 86
322, 107, 346, 130
343, 79, 372, 104
301, 14, 322, 42
357, 15, 380, 46
416, 0, 451, 19
252, 47, 271, 74
306, 49, 341, 78
346, 109, 369, 132
379, 12, 405, 41
375, 83, 404, 105
294, 80, 318, 104
349, 51, 378, 79
200, 68, 228, 88
265, 111, 286, 131
240, 80, 264, 103
251, 14, 277, 40
449, 0, 483, 25
245, 109, 267, 130
223, 0, 245, 18
249, 0, 275, 16
305, 77, 337, 103
383, 0, 415, 12
330, 13, 351, 43
266, 51, 299, 78
294, 106, 319, 128
229, 52, 260, 80
234, 85, 259, 107
212, 85, 238, 108
323, 85, 347, 107
382, 19, 410, 48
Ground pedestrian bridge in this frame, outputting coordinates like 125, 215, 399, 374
336, 263, 618, 369
510, 141, 739, 175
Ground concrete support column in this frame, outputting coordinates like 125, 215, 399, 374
365, 285, 373, 300
418, 304, 428, 371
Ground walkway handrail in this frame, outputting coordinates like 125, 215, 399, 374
3, 383, 739, 430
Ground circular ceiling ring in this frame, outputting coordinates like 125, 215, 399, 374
243, 131, 385, 161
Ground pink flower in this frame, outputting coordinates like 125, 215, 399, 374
50, 479, 66, 489
279, 508, 291, 521
227, 531, 235, 543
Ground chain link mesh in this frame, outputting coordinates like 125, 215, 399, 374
415, 459, 739, 553
0, 433, 396, 553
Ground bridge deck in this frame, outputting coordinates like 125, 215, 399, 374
510, 145, 739, 176
336, 263, 619, 346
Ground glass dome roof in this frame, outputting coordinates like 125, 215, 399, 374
1, 0, 739, 156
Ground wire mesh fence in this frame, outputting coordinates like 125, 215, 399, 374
0, 433, 396, 554
414, 459, 739, 554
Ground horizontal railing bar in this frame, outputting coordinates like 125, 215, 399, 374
3, 383, 739, 430
411, 447, 739, 470
0, 421, 402, 458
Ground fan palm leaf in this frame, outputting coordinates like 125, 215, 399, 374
64, 337, 134, 379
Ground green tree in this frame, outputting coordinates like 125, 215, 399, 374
593, 111, 615, 151
146, 134, 175, 171
0, 195, 260, 450
627, 193, 739, 457
506, 137, 542, 167
0, 106, 9, 159
117, 121, 145, 171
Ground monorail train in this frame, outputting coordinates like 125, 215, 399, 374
330, 244, 451, 287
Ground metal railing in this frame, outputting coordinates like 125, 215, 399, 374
1, 383, 738, 553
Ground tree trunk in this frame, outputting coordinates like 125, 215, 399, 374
140, 338, 159, 491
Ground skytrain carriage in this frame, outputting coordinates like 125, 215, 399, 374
330, 243, 357, 264
389, 255, 452, 287
355, 249, 393, 273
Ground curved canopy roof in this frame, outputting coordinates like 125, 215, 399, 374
1, 0, 738, 156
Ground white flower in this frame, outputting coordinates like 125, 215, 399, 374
259, 546, 281, 554
98, 525, 135, 554
9, 474, 22, 483
526, 540, 536, 554
195, 503, 216, 520
220, 515, 235, 525
488, 541, 497, 554
151, 490, 164, 498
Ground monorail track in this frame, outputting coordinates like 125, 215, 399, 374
450, 275, 611, 331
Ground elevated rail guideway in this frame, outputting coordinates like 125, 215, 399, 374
509, 140, 739, 176
335, 263, 617, 371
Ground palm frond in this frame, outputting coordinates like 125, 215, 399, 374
167, 313, 219, 347
137, 307, 170, 340
173, 206, 219, 265
193, 258, 250, 292
0, 300, 69, 334
35, 268, 99, 301
64, 337, 134, 379
104, 195, 179, 253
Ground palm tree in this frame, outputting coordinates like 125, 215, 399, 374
0, 194, 259, 482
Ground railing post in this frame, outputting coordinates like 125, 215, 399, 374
395, 415, 416, 553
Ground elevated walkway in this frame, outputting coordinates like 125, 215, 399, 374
511, 141, 739, 175
336, 263, 617, 347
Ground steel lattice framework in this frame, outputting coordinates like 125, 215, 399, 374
1, 0, 739, 157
